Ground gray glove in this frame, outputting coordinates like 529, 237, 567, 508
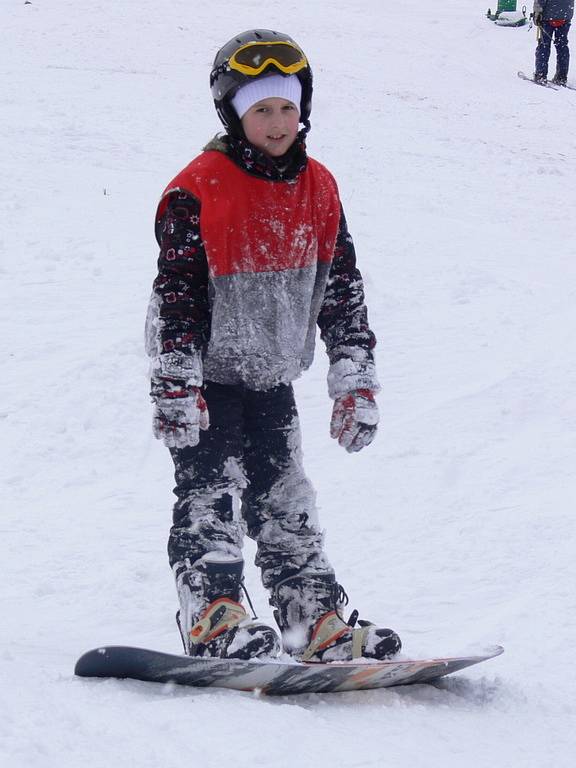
151, 376, 209, 449
330, 389, 379, 453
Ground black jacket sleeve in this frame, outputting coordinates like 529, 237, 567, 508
152, 191, 211, 358
316, 206, 380, 398
317, 205, 376, 363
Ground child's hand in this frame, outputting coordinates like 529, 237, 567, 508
150, 376, 209, 449
330, 389, 379, 453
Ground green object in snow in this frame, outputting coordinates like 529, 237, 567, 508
487, 2, 526, 24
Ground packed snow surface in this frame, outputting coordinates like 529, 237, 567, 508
2, 1, 575, 766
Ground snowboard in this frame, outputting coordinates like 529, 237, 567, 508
74, 644, 504, 696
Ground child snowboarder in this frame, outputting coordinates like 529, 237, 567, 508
533, 0, 574, 84
146, 29, 401, 663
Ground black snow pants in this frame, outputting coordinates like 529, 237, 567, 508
168, 381, 334, 595
535, 22, 571, 79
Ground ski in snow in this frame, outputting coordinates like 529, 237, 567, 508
518, 71, 559, 89
518, 71, 576, 91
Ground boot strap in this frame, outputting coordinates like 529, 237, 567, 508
302, 611, 373, 661
351, 626, 371, 659
189, 598, 246, 649
301, 611, 349, 662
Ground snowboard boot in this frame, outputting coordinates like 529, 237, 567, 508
552, 73, 567, 86
175, 555, 280, 660
271, 573, 401, 662
299, 610, 402, 662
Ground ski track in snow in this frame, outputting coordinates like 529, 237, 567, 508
2, 1, 576, 766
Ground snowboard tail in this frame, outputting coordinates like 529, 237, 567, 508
75, 645, 504, 695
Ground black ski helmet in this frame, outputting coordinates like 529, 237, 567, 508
210, 29, 313, 136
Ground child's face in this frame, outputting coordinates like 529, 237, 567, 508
241, 97, 300, 158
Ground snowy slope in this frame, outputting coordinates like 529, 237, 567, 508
2, 1, 576, 766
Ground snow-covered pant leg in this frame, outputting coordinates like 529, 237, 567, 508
168, 382, 246, 624
167, 381, 335, 643
239, 384, 335, 590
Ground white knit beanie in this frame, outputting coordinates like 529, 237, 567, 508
231, 74, 302, 119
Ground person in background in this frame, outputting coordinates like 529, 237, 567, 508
533, 0, 574, 84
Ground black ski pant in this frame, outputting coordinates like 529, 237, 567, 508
168, 381, 334, 595
535, 22, 571, 79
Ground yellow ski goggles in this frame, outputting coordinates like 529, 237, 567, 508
229, 41, 308, 77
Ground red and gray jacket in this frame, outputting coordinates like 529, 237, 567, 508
146, 135, 379, 398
